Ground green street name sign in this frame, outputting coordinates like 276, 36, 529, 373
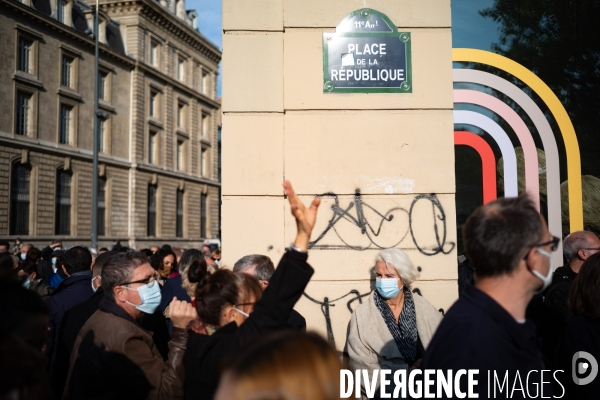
323, 9, 412, 93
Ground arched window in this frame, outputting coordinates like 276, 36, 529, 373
55, 169, 71, 235
10, 163, 31, 235
148, 185, 157, 237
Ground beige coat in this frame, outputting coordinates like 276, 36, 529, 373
345, 292, 442, 397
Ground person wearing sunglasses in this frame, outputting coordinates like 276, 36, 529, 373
422, 195, 558, 397
63, 252, 197, 399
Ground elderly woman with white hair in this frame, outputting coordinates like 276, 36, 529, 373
346, 248, 442, 397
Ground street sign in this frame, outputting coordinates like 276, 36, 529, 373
323, 9, 412, 93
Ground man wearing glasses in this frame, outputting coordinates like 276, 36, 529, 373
63, 252, 197, 399
422, 195, 557, 397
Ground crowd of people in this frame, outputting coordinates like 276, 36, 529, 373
1, 182, 600, 399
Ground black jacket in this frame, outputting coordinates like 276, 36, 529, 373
545, 265, 577, 320
422, 285, 548, 398
288, 309, 306, 331
183, 250, 314, 400
46, 271, 94, 372
556, 316, 600, 399
51, 287, 105, 398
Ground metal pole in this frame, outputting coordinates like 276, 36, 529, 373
91, 0, 100, 253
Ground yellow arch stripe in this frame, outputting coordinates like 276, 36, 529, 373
453, 48, 583, 232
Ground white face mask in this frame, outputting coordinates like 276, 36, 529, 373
530, 248, 554, 292
91, 276, 100, 293
215, 259, 221, 267
233, 307, 249, 317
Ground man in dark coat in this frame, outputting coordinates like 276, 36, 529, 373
64, 252, 197, 399
45, 246, 94, 372
422, 195, 557, 398
233, 253, 307, 331
50, 250, 116, 398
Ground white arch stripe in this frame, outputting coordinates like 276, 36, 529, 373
454, 110, 519, 197
453, 69, 563, 267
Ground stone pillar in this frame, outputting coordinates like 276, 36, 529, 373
222, 0, 455, 349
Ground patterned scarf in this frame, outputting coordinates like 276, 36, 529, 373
374, 288, 418, 365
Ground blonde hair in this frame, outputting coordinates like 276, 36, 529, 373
375, 248, 419, 287
222, 331, 342, 400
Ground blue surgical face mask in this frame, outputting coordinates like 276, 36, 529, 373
22, 278, 31, 289
52, 258, 57, 265
124, 280, 162, 314
376, 277, 402, 299
20, 253, 26, 261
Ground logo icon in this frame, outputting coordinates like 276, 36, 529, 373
572, 351, 598, 385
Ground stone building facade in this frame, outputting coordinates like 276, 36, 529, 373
0, 0, 221, 249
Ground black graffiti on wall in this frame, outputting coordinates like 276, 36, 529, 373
303, 289, 373, 348
308, 189, 455, 255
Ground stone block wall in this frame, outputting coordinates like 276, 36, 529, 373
222, 0, 456, 349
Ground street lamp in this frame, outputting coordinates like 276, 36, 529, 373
91, 0, 100, 254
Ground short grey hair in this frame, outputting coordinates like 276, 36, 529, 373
233, 254, 275, 282
102, 251, 148, 301
564, 231, 597, 262
375, 248, 419, 287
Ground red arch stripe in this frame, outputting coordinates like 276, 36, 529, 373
454, 131, 497, 204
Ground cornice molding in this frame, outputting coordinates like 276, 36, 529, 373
100, 0, 222, 64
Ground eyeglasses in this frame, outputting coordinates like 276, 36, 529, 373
584, 247, 600, 252
211, 257, 221, 261
121, 273, 158, 286
532, 235, 560, 252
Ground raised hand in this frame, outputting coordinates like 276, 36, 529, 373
169, 297, 198, 329
283, 180, 321, 251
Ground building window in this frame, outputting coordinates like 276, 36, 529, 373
98, 177, 106, 236
98, 118, 105, 153
176, 189, 183, 238
148, 185, 157, 237
150, 41, 159, 67
202, 71, 209, 95
149, 131, 157, 164
99, 71, 108, 101
177, 103, 185, 129
61, 55, 74, 88
149, 91, 158, 118
57, 1, 67, 23
55, 170, 71, 235
59, 104, 73, 144
201, 114, 209, 137
177, 57, 185, 81
200, 147, 208, 177
200, 193, 207, 238
18, 37, 33, 74
15, 91, 32, 136
10, 163, 30, 235
177, 140, 184, 171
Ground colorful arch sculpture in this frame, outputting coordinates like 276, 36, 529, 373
454, 89, 540, 210
453, 68, 564, 265
453, 48, 583, 235
454, 110, 518, 197
454, 131, 497, 204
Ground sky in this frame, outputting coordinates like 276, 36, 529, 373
188, 0, 222, 97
